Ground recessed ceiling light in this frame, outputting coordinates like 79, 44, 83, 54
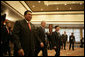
46, 4, 49, 6
70, 7, 72, 10
80, 3, 83, 5
72, 2, 76, 3
41, 8, 43, 11
38, 1, 41, 3
57, 8, 59, 10
32, 5, 35, 8
64, 4, 67, 5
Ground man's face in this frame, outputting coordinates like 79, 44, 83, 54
24, 12, 32, 22
56, 27, 60, 31
71, 33, 74, 36
64, 31, 66, 34
41, 22, 46, 28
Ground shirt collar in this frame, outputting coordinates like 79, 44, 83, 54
41, 26, 45, 29
25, 19, 31, 24
56, 31, 59, 33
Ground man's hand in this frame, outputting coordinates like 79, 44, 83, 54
18, 49, 24, 56
40, 42, 44, 48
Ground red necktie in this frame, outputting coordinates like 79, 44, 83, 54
28, 23, 31, 31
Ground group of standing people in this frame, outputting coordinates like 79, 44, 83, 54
60, 32, 75, 51
1, 10, 76, 56
1, 20, 13, 56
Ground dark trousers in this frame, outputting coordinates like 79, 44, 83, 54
62, 42, 66, 50
35, 46, 48, 56
80, 42, 84, 48
2, 42, 11, 56
69, 42, 74, 50
55, 48, 60, 56
13, 48, 18, 56
49, 41, 52, 49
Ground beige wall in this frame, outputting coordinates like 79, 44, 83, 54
31, 14, 84, 24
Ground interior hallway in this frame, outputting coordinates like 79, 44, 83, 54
1, 1, 84, 56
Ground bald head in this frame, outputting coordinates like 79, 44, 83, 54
41, 21, 46, 28
64, 31, 66, 34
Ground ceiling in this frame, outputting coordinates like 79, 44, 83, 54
25, 1, 84, 12
1, 1, 84, 15
1, 2, 23, 21
1, 1, 84, 20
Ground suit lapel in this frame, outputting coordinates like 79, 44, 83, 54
30, 23, 35, 31
21, 19, 35, 32
41, 26, 45, 33
22, 19, 30, 31
30, 23, 33, 30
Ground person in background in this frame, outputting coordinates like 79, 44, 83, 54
60, 35, 63, 49
35, 21, 48, 56
61, 31, 68, 50
1, 21, 12, 56
47, 31, 53, 50
80, 37, 84, 48
52, 26, 61, 56
1, 14, 6, 56
69, 32, 75, 51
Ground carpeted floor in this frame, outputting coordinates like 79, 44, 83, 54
38, 44, 84, 56
47, 47, 84, 56
3, 43, 84, 56
60, 48, 84, 56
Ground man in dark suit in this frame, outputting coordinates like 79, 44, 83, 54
12, 10, 43, 56
47, 32, 53, 50
69, 33, 75, 51
52, 26, 61, 56
1, 21, 12, 56
61, 31, 68, 50
35, 21, 48, 56
80, 37, 84, 48
1, 14, 6, 56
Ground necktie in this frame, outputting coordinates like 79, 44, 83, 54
28, 23, 31, 31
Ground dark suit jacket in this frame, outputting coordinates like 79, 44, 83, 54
1, 26, 10, 44
61, 34, 68, 42
12, 19, 40, 56
1, 26, 11, 53
36, 26, 48, 48
69, 35, 75, 43
37, 26, 45, 43
47, 33, 53, 42
52, 31, 61, 49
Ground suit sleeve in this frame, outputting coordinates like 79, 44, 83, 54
34, 27, 42, 43
1, 27, 5, 41
52, 32, 56, 47
12, 21, 22, 50
74, 36, 75, 42
37, 27, 44, 42
66, 35, 68, 41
